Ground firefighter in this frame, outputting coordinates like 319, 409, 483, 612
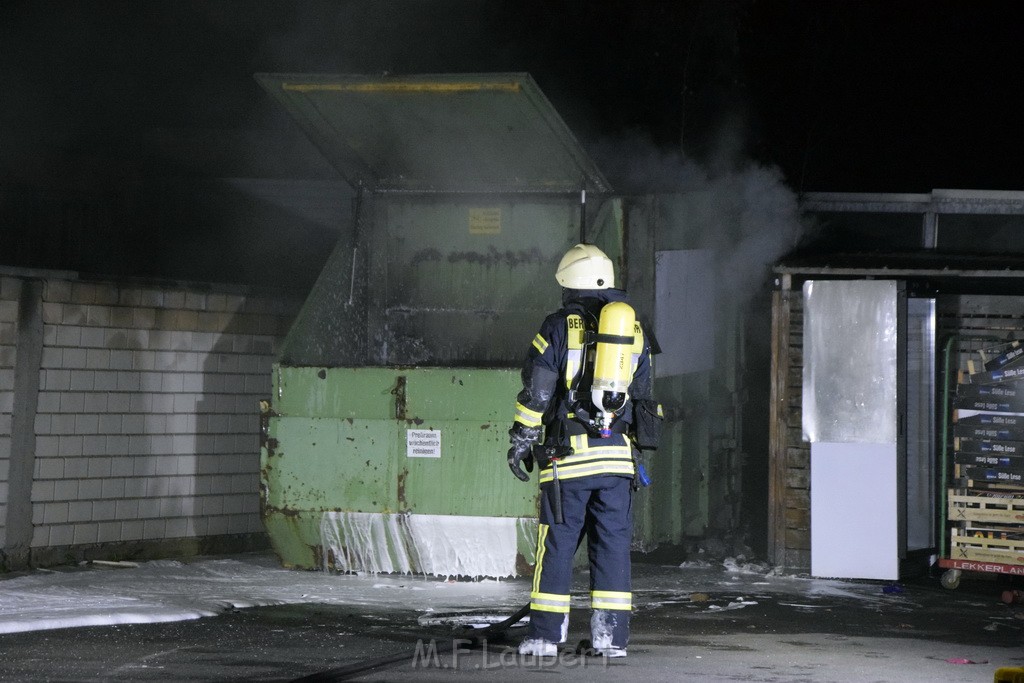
507, 243, 653, 658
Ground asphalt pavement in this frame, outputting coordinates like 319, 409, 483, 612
0, 557, 1022, 683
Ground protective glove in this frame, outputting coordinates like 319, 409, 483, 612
507, 423, 541, 482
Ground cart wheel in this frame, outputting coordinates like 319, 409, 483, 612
940, 569, 961, 590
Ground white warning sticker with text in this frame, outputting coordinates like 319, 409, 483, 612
406, 429, 441, 458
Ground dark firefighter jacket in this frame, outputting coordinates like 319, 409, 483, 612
512, 288, 653, 484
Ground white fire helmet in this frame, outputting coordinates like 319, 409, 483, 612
555, 243, 615, 290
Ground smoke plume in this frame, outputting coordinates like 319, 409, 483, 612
590, 132, 804, 310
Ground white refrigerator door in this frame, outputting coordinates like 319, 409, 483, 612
811, 441, 899, 580
803, 279, 901, 580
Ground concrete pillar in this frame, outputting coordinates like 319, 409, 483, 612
3, 280, 43, 570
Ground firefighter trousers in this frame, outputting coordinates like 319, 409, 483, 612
528, 474, 632, 649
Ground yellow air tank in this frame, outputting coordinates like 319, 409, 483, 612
591, 301, 636, 436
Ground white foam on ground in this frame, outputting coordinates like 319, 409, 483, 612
0, 555, 522, 635
0, 552, 906, 636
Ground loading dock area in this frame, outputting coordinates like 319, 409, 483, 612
770, 190, 1024, 579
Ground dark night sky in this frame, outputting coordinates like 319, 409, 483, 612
2, 1, 1023, 283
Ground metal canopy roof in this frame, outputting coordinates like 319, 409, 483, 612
801, 189, 1024, 215
776, 252, 1024, 280
255, 72, 609, 194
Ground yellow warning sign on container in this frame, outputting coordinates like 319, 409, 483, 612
469, 208, 502, 235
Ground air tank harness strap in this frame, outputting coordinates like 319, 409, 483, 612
589, 331, 634, 345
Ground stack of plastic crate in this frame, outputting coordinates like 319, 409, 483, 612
949, 340, 1024, 567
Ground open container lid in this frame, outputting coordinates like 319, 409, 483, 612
255, 72, 609, 194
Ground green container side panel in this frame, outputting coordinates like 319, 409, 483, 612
273, 366, 396, 419
641, 424, 683, 545
263, 511, 323, 569
401, 368, 523, 421
272, 365, 523, 420
399, 421, 539, 517
262, 363, 702, 552
263, 417, 399, 512
263, 416, 538, 517
263, 366, 538, 523
636, 374, 711, 545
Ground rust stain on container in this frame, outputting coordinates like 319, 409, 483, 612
397, 468, 409, 509
447, 247, 545, 267
392, 375, 407, 420
515, 551, 535, 575
312, 544, 325, 568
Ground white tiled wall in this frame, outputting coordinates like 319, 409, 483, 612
0, 277, 19, 549
25, 278, 298, 551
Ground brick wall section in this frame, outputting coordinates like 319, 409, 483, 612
769, 284, 810, 572
28, 277, 299, 554
0, 277, 19, 548
781, 291, 809, 570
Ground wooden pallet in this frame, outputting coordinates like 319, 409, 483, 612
948, 492, 1024, 523
950, 528, 1024, 565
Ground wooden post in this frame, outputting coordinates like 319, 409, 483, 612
768, 277, 792, 569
